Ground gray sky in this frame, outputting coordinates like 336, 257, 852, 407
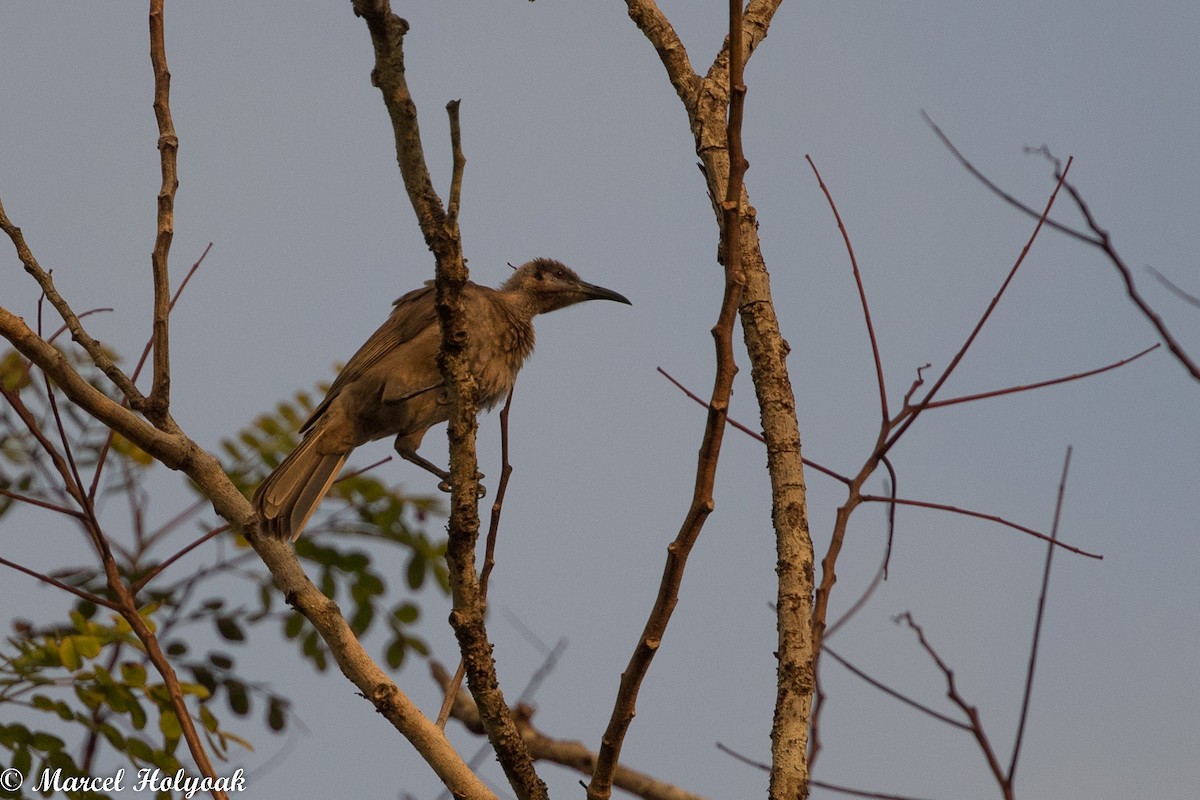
2, 2, 1198, 799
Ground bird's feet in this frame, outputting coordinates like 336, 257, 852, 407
436, 472, 487, 499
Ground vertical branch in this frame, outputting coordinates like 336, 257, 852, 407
1008, 446, 1070, 784
623, 3, 811, 797
587, 4, 747, 799
446, 99, 466, 237
436, 387, 516, 729
352, 3, 543, 797
147, 0, 178, 424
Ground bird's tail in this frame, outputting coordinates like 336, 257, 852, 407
253, 430, 348, 541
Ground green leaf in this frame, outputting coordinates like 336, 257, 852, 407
58, 637, 80, 670
283, 612, 305, 639
266, 697, 287, 732
393, 602, 419, 624
406, 553, 426, 590
208, 652, 234, 671
30, 731, 64, 752
72, 635, 101, 661
121, 662, 148, 687
226, 680, 250, 716
215, 616, 245, 642
158, 708, 182, 740
200, 705, 219, 734
127, 737, 154, 762
385, 639, 406, 670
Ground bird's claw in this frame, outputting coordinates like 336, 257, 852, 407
437, 473, 487, 499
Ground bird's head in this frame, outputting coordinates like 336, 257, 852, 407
501, 258, 631, 315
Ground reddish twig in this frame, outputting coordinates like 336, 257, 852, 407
1008, 446, 1071, 783
885, 156, 1074, 451
91, 242, 213, 504
924, 343, 1159, 410
859, 494, 1099, 559
806, 155, 888, 422
656, 366, 852, 485
0, 555, 116, 610
899, 612, 1009, 797
925, 111, 1200, 383
130, 523, 231, 595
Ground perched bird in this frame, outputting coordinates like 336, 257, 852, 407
253, 258, 630, 540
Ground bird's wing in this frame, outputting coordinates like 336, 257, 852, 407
300, 282, 439, 432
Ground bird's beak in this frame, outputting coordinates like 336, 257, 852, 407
577, 280, 632, 306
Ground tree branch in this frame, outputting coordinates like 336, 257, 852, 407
434, 663, 710, 800
351, 3, 541, 797
147, 0, 178, 424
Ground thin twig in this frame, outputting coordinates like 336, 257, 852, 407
823, 646, 969, 730
446, 100, 465, 236
1146, 265, 1200, 308
899, 612, 1009, 799
885, 157, 1074, 452
924, 344, 1159, 410
1008, 446, 1070, 782
805, 155, 888, 422
131, 524, 230, 595
0, 556, 116, 610
436, 387, 516, 728
656, 366, 851, 485
925, 112, 1200, 382
860, 494, 1100, 559
91, 243, 212, 503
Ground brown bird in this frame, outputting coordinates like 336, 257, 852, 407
253, 258, 630, 540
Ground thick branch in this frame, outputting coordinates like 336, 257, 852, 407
0, 306, 494, 798
623, 3, 811, 797
351, 2, 541, 797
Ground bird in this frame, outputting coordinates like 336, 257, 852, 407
253, 258, 631, 541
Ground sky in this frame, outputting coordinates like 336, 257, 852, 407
1, 2, 1198, 799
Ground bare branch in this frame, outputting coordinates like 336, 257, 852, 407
806, 155, 888, 422
0, 555, 116, 610
446, 100, 466, 236
823, 646, 969, 731
0, 200, 146, 407
1008, 446, 1071, 782
885, 156, 1074, 451
352, 3, 539, 796
899, 612, 1010, 799
589, 4, 749, 796
925, 112, 1200, 382
924, 343, 1159, 409
434, 663, 711, 800
859, 494, 1100, 559
437, 387, 516, 729
1147, 265, 1200, 308
147, 0, 179, 424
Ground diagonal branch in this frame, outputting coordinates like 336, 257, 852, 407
925, 112, 1200, 383
0, 200, 146, 408
806, 155, 888, 421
